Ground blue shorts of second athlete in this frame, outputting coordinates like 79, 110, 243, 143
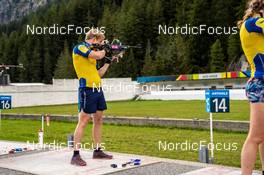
246, 78, 264, 103
78, 87, 107, 114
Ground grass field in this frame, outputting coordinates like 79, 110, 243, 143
2, 100, 250, 121
0, 119, 260, 169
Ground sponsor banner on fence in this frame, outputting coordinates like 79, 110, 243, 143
198, 73, 224, 80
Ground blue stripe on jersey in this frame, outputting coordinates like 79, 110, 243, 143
253, 53, 264, 78
245, 18, 263, 33
73, 42, 92, 58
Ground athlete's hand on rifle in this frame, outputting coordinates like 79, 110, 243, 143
105, 56, 119, 65
93, 39, 141, 65
111, 56, 119, 63
102, 44, 112, 54
93, 39, 141, 56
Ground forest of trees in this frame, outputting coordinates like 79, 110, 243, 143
0, 0, 248, 83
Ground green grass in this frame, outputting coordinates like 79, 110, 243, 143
0, 119, 261, 169
2, 100, 250, 121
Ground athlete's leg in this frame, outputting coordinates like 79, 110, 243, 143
92, 110, 113, 159
74, 111, 91, 150
71, 111, 91, 166
241, 103, 264, 175
92, 110, 103, 147
258, 143, 264, 173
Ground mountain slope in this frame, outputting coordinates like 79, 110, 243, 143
0, 0, 52, 24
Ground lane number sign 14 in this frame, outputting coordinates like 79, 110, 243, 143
205, 90, 230, 113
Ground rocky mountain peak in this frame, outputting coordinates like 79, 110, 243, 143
0, 0, 52, 24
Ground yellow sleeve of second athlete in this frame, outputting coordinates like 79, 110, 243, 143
256, 18, 264, 33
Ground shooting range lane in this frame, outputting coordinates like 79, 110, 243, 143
0, 167, 34, 175
0, 141, 160, 175
108, 162, 201, 175
0, 140, 262, 175
108, 159, 262, 175
180, 167, 261, 175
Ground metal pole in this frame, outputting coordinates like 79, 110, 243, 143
210, 112, 214, 161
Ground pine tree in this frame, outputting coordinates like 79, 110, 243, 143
154, 51, 166, 75
119, 49, 138, 78
210, 0, 236, 26
145, 0, 164, 44
174, 35, 190, 74
210, 39, 226, 72
176, 0, 192, 26
227, 34, 241, 65
43, 50, 53, 83
0, 35, 5, 64
154, 35, 180, 75
2, 32, 19, 81
17, 50, 29, 82
154, 35, 169, 75
118, 0, 148, 75
54, 41, 76, 79
236, 0, 248, 19
142, 40, 155, 76
163, 0, 178, 25
99, 5, 119, 39
185, 0, 212, 73
167, 35, 180, 74
31, 41, 42, 82
0, 0, 245, 79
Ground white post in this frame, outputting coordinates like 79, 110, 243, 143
42, 115, 44, 132
210, 112, 214, 160
38, 115, 44, 148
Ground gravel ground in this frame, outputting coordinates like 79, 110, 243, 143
0, 168, 35, 175
107, 162, 202, 175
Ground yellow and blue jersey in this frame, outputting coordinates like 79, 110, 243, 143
240, 17, 264, 78
72, 42, 101, 88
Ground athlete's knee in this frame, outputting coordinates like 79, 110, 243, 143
78, 111, 90, 128
78, 121, 88, 129
93, 115, 103, 125
247, 134, 264, 145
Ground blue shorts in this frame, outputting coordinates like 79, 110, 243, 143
246, 78, 264, 103
78, 87, 107, 114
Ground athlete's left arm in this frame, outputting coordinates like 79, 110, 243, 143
256, 18, 264, 33
98, 56, 118, 77
98, 63, 110, 78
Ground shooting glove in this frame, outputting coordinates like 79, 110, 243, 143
102, 44, 112, 54
104, 56, 112, 64
104, 50, 113, 64
91, 44, 103, 50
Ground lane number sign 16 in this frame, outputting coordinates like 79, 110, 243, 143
0, 96, 12, 109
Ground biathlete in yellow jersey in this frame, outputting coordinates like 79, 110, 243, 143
71, 29, 117, 166
239, 0, 264, 174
